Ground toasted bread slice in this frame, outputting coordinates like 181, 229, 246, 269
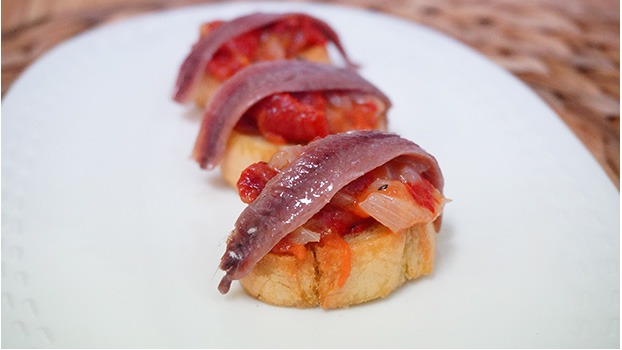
220, 131, 282, 188
239, 222, 436, 309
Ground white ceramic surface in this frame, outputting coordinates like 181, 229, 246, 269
2, 2, 619, 348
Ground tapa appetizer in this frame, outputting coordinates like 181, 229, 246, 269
218, 131, 447, 309
173, 12, 356, 107
192, 60, 391, 187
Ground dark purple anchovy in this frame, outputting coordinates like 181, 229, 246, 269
172, 12, 357, 103
192, 60, 392, 170
218, 130, 444, 294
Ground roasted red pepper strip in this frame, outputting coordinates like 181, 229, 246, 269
236, 161, 278, 204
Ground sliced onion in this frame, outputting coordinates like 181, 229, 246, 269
287, 226, 322, 245
330, 189, 357, 208
268, 145, 304, 170
397, 163, 423, 184
358, 180, 435, 233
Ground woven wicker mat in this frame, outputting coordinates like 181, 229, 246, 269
2, 0, 619, 187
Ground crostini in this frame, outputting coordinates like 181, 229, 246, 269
192, 60, 391, 187
218, 131, 447, 309
172, 12, 356, 108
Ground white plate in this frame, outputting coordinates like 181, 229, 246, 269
2, 2, 619, 348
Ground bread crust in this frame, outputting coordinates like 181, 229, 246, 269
239, 222, 436, 309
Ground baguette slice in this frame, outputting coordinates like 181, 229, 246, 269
239, 221, 435, 309
220, 131, 282, 188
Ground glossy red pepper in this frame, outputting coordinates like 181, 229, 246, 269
306, 203, 367, 236
236, 91, 381, 145
236, 161, 278, 204
256, 93, 330, 144
206, 28, 261, 80
405, 178, 438, 213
